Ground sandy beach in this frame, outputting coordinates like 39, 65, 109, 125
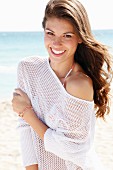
0, 93, 113, 170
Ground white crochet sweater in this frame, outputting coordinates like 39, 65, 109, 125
17, 56, 98, 170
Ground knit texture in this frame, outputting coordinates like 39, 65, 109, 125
17, 56, 96, 170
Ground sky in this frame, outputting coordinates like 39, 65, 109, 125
0, 0, 113, 31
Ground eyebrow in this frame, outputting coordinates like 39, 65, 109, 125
45, 28, 75, 35
45, 28, 54, 32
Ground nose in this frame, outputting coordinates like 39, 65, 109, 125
52, 37, 62, 46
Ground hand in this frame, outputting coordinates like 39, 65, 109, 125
12, 89, 48, 140
12, 88, 48, 140
12, 88, 31, 115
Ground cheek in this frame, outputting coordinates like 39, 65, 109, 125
44, 36, 51, 47
44, 36, 48, 47
67, 40, 78, 50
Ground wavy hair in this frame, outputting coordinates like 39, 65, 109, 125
42, 0, 113, 119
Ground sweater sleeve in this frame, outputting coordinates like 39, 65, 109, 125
44, 97, 95, 168
17, 61, 38, 167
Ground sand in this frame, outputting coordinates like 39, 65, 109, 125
0, 94, 113, 170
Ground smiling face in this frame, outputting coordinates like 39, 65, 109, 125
44, 17, 82, 64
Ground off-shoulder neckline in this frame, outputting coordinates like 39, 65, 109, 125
45, 57, 94, 104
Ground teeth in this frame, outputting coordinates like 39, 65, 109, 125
52, 49, 65, 54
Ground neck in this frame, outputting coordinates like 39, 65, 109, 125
49, 59, 74, 78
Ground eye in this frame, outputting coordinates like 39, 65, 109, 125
45, 31, 54, 36
63, 34, 72, 38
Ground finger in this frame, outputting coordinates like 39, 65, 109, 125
15, 88, 25, 97
13, 92, 20, 97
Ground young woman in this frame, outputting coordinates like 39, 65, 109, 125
12, 0, 113, 169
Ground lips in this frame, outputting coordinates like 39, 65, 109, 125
50, 48, 65, 55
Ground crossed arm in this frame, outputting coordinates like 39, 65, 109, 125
12, 80, 94, 169
12, 89, 49, 170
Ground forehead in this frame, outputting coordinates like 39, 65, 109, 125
45, 17, 75, 32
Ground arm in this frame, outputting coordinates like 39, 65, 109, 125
26, 164, 38, 170
12, 89, 94, 168
12, 89, 49, 141
15, 61, 38, 167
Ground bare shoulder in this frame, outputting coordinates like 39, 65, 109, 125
66, 72, 94, 101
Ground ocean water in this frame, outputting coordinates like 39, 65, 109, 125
0, 32, 47, 100
0, 30, 113, 100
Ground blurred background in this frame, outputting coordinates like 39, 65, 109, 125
0, 0, 113, 170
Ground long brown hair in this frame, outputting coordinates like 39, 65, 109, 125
42, 0, 113, 119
